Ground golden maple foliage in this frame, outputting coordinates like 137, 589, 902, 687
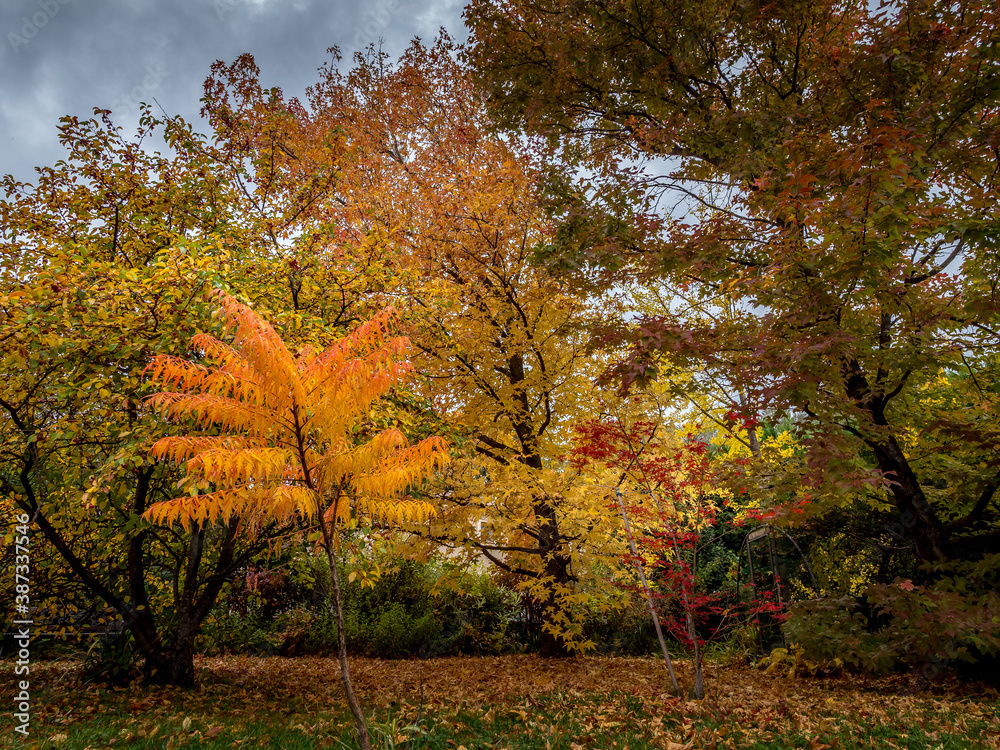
199, 39, 634, 656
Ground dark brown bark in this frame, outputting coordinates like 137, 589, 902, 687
3, 412, 262, 686
143, 516, 254, 687
868, 434, 950, 564
126, 466, 169, 676
537, 547, 574, 659
843, 359, 950, 563
513, 356, 578, 657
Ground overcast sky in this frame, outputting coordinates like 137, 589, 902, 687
1, 0, 467, 185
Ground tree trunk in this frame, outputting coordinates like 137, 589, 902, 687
688, 610, 704, 700
869, 434, 950, 565
147, 626, 197, 687
843, 360, 950, 565
537, 548, 574, 658
318, 503, 371, 750
538, 592, 569, 657
535, 490, 575, 658
139, 518, 205, 687
6, 416, 263, 688
128, 511, 250, 687
615, 490, 681, 694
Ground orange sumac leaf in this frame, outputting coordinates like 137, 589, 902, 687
143, 291, 449, 533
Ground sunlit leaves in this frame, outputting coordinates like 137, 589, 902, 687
143, 290, 449, 532
198, 37, 633, 653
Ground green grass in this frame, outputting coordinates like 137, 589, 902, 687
7, 693, 993, 750
1, 656, 997, 749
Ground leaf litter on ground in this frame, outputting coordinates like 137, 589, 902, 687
1, 655, 997, 749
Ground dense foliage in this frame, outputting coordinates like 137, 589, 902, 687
465, 0, 1000, 675
3, 1, 999, 712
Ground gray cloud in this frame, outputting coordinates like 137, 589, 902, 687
1, 0, 467, 184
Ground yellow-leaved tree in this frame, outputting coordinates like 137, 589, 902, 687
143, 289, 448, 750
200, 39, 635, 657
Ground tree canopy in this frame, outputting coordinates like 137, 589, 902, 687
466, 0, 1000, 568
3, 0, 999, 695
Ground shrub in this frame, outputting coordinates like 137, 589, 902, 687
783, 596, 893, 673
786, 553, 1000, 677
198, 555, 534, 658
340, 559, 441, 657
370, 603, 441, 657
427, 571, 521, 656
867, 574, 1000, 671
225, 566, 304, 620
583, 596, 660, 656
197, 603, 277, 656
79, 629, 141, 686
758, 643, 843, 678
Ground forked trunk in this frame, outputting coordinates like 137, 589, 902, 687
844, 362, 950, 566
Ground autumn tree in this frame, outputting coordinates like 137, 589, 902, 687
201, 39, 631, 656
0, 104, 374, 684
466, 0, 1000, 569
144, 290, 448, 750
1, 111, 260, 684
